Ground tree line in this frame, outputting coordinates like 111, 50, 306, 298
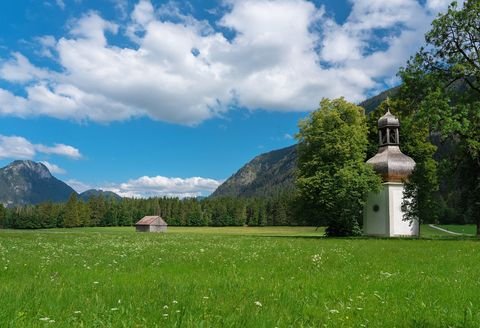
0, 192, 306, 229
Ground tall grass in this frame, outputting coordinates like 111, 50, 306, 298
0, 227, 479, 327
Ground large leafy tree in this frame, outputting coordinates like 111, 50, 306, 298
296, 98, 381, 236
399, 0, 480, 235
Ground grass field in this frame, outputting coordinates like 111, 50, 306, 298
1, 226, 479, 327
436, 225, 477, 236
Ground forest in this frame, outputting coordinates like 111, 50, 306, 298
0, 192, 301, 229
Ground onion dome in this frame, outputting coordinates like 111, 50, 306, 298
366, 145, 415, 182
367, 109, 415, 182
378, 109, 399, 129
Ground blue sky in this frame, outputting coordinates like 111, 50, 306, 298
0, 0, 455, 197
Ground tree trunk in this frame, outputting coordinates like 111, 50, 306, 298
477, 220, 480, 238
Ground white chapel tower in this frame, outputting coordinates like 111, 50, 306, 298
363, 109, 418, 237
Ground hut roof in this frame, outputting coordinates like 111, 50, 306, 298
135, 216, 167, 226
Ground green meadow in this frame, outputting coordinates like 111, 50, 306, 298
1, 226, 479, 327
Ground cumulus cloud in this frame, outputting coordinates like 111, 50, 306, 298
0, 0, 460, 125
0, 135, 36, 159
68, 175, 222, 198
0, 134, 82, 160
0, 53, 51, 83
110, 175, 222, 198
35, 143, 82, 159
40, 161, 66, 174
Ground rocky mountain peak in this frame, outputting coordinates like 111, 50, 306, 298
0, 160, 75, 206
7, 160, 52, 179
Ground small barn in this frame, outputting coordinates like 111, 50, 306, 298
135, 216, 167, 233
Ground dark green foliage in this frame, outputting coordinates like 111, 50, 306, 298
79, 189, 122, 202
296, 98, 381, 236
1, 191, 304, 229
397, 0, 480, 234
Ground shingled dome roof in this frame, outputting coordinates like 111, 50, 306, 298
378, 109, 400, 129
366, 145, 415, 182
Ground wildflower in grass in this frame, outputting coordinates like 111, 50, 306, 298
163, 314, 168, 318
74, 311, 81, 314
172, 300, 178, 304
312, 252, 324, 267
176, 310, 181, 313
203, 296, 209, 299
93, 281, 99, 284
39, 317, 50, 321
329, 309, 339, 314
111, 308, 119, 311
380, 271, 393, 278
163, 305, 168, 309
254, 301, 262, 307
49, 320, 55, 323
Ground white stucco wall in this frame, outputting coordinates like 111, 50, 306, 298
364, 187, 388, 236
364, 183, 418, 237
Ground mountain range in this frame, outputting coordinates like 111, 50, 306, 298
0, 160, 121, 206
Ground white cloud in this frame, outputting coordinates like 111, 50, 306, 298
425, 0, 464, 12
69, 175, 222, 198
0, 135, 36, 159
35, 36, 57, 58
0, 134, 82, 160
35, 143, 82, 159
132, 0, 154, 26
40, 161, 66, 174
0, 52, 51, 83
112, 175, 222, 198
0, 0, 457, 125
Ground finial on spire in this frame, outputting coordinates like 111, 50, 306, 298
385, 97, 392, 114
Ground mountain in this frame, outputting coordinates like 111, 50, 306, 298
211, 89, 395, 198
79, 189, 122, 201
211, 145, 297, 198
0, 160, 76, 206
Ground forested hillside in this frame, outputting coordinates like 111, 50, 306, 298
211, 145, 297, 198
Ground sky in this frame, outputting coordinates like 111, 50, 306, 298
0, 0, 457, 198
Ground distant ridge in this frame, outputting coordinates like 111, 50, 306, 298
79, 189, 122, 201
211, 145, 297, 198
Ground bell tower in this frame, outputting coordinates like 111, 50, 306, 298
363, 109, 417, 237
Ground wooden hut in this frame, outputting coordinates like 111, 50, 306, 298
135, 216, 167, 233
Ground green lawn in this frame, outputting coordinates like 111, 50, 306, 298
436, 224, 477, 236
1, 226, 479, 327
